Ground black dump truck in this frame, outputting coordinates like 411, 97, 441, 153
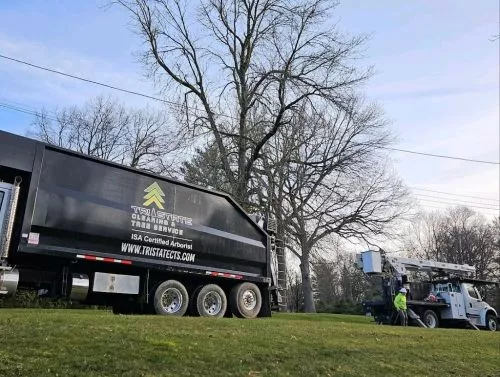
0, 130, 274, 318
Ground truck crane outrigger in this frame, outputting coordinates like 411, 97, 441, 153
356, 250, 498, 331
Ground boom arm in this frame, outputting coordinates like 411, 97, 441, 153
357, 251, 476, 277
384, 255, 475, 275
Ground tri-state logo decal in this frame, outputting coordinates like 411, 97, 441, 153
143, 182, 166, 209
125, 181, 195, 262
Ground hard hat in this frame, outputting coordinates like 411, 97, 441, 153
399, 288, 407, 293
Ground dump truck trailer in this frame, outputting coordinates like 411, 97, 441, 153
0, 130, 273, 318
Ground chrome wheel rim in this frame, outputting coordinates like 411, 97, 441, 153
242, 289, 257, 311
203, 291, 222, 315
488, 318, 497, 331
161, 288, 183, 313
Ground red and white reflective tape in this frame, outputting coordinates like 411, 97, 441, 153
206, 271, 242, 279
76, 254, 132, 265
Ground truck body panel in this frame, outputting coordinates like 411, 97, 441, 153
26, 148, 267, 277
438, 292, 467, 319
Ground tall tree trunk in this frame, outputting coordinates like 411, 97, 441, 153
300, 250, 316, 313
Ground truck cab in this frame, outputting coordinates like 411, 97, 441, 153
432, 280, 498, 331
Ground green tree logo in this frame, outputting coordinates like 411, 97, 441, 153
143, 182, 166, 209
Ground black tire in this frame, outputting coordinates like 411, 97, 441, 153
485, 313, 497, 331
196, 284, 227, 318
188, 285, 203, 316
422, 310, 439, 328
153, 280, 189, 316
230, 282, 262, 319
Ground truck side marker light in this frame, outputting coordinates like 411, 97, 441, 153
76, 254, 132, 265
206, 271, 242, 279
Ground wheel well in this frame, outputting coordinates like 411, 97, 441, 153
485, 310, 497, 319
414, 307, 439, 318
422, 309, 438, 317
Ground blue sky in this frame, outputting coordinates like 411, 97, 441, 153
0, 0, 498, 217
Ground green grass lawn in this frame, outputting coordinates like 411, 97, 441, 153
0, 310, 498, 377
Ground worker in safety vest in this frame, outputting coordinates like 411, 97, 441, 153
394, 287, 408, 326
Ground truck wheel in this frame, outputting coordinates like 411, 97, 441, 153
485, 313, 497, 331
230, 282, 262, 319
196, 284, 227, 318
422, 310, 439, 328
153, 280, 189, 316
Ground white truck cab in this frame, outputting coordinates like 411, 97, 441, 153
434, 280, 497, 331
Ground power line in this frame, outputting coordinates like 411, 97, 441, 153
418, 203, 499, 214
418, 199, 499, 211
2, 98, 500, 171
0, 54, 232, 120
381, 146, 499, 165
2, 100, 499, 207
410, 187, 499, 202
419, 204, 499, 215
1, 53, 499, 165
0, 102, 200, 159
0, 102, 39, 117
416, 198, 499, 211
0, 101, 61, 123
4, 98, 499, 170
0, 54, 175, 106
413, 194, 499, 208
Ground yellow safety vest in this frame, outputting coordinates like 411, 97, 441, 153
394, 293, 407, 310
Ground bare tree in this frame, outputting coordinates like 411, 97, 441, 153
312, 251, 341, 310
312, 250, 375, 313
32, 96, 184, 174
405, 208, 500, 312
260, 101, 409, 312
180, 99, 408, 313
117, 0, 372, 205
286, 270, 303, 312
406, 207, 499, 280
119, 1, 408, 312
34, 97, 130, 161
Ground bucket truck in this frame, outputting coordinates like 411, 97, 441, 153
356, 250, 498, 331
